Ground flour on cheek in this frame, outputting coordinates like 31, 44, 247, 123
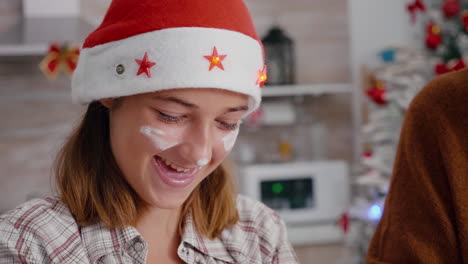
222, 127, 240, 151
140, 126, 178, 151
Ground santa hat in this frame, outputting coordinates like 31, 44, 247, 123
71, 0, 266, 113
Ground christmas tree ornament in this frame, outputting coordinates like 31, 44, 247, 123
39, 43, 80, 80
442, 0, 461, 18
407, 0, 426, 23
425, 23, 443, 49
435, 58, 466, 74
338, 212, 350, 233
461, 10, 468, 31
435, 63, 451, 74
380, 49, 397, 63
71, 0, 265, 116
366, 82, 387, 105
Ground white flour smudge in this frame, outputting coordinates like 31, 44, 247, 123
222, 128, 240, 151
197, 158, 209, 167
140, 126, 178, 150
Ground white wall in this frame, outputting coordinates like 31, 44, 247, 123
348, 0, 420, 163
23, 0, 80, 17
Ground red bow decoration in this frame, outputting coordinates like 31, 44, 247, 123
366, 81, 388, 105
39, 43, 80, 80
435, 58, 466, 75
407, 0, 426, 23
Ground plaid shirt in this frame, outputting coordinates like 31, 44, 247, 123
0, 195, 298, 264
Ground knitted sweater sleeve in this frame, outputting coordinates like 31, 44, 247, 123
366, 73, 466, 264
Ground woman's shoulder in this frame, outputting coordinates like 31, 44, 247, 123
0, 196, 74, 228
0, 197, 92, 262
0, 196, 78, 243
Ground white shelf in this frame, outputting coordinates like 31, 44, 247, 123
262, 83, 351, 97
0, 44, 50, 56
0, 17, 93, 56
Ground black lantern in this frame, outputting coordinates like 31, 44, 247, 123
262, 26, 295, 85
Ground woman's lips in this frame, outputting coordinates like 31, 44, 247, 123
152, 156, 199, 188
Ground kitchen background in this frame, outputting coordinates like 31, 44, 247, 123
1, 0, 450, 263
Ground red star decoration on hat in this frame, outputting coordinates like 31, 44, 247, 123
204, 47, 227, 71
256, 65, 268, 88
135, 52, 156, 77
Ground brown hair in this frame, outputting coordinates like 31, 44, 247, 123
55, 101, 239, 239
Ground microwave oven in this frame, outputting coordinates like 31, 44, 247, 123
238, 160, 350, 245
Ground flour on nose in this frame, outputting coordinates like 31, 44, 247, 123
140, 126, 177, 151
197, 158, 209, 167
222, 128, 240, 151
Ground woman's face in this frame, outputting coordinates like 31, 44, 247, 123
102, 88, 248, 210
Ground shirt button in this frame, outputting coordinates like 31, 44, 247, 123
133, 241, 145, 252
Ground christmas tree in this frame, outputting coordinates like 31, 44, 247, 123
409, 0, 468, 74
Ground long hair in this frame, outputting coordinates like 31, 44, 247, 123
55, 101, 239, 239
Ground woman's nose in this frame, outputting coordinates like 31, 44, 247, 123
178, 122, 212, 165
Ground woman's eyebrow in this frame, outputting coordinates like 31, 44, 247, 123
152, 95, 198, 108
151, 95, 248, 113
224, 106, 248, 113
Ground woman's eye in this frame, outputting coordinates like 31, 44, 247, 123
157, 111, 182, 123
218, 121, 239, 131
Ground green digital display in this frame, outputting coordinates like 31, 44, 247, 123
261, 177, 314, 210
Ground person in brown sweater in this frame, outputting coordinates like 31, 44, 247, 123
366, 69, 468, 263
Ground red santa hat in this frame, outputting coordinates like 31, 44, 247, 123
71, 0, 266, 113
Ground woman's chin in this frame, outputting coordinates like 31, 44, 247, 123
146, 191, 190, 210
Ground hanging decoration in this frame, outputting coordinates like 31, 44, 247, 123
39, 43, 80, 80
407, 0, 426, 23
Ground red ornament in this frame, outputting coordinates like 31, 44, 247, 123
407, 0, 426, 23
435, 58, 466, 75
450, 59, 466, 71
443, 0, 461, 18
435, 63, 450, 75
461, 10, 468, 31
363, 151, 373, 159
366, 82, 387, 105
256, 65, 268, 88
338, 212, 350, 233
135, 52, 156, 78
425, 23, 442, 49
204, 47, 227, 71
39, 43, 80, 80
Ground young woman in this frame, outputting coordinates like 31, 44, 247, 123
0, 0, 298, 263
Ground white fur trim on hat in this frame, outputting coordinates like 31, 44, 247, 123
72, 27, 264, 112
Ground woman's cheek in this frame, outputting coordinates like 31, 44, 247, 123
139, 125, 182, 151
220, 127, 240, 152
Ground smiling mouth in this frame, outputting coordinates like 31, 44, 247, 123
160, 156, 194, 172
152, 156, 200, 188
